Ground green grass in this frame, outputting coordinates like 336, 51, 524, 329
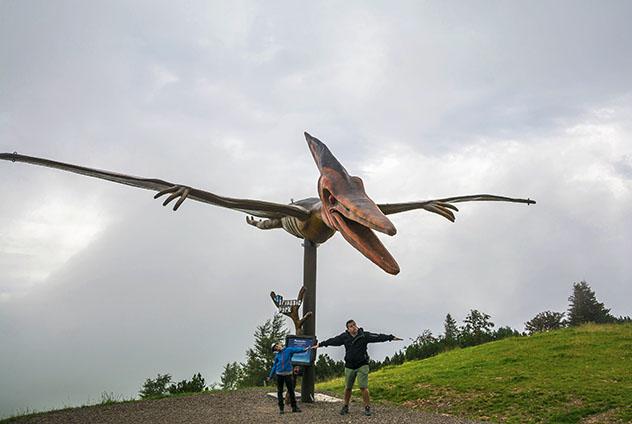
318, 324, 632, 423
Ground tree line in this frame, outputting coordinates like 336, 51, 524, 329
139, 280, 630, 395
379, 280, 629, 370
217, 280, 629, 389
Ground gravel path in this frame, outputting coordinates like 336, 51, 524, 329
5, 388, 482, 424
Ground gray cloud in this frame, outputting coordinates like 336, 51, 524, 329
614, 154, 632, 179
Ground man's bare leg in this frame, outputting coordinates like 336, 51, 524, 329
360, 387, 370, 407
344, 388, 352, 405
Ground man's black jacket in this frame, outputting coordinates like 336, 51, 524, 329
319, 328, 395, 369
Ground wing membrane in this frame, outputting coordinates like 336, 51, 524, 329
1, 152, 310, 220
379, 194, 535, 222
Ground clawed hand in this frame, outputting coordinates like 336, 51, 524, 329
246, 216, 261, 226
245, 216, 282, 230
154, 185, 191, 211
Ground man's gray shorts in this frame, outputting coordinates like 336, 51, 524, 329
344, 365, 369, 389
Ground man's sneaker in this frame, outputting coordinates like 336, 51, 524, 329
340, 404, 349, 415
279, 409, 284, 415
292, 406, 302, 413
364, 405, 372, 416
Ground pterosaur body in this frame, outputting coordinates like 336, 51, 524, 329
1, 133, 535, 274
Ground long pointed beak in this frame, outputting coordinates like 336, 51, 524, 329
334, 193, 397, 236
330, 209, 400, 275
329, 192, 399, 275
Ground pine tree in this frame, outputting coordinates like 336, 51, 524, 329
460, 309, 494, 346
390, 350, 405, 365
239, 314, 288, 387
443, 313, 459, 347
314, 353, 344, 381
567, 281, 614, 326
220, 362, 243, 390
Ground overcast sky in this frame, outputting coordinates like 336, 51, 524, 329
1, 0, 631, 417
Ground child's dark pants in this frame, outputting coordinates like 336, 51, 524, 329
276, 374, 297, 410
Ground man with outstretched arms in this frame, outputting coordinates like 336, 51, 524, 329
312, 319, 402, 416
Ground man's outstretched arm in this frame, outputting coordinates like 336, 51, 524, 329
312, 333, 345, 349
366, 332, 403, 343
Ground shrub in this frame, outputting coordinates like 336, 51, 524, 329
139, 373, 172, 399
168, 373, 206, 394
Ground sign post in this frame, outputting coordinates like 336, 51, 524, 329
301, 240, 317, 403
270, 286, 312, 336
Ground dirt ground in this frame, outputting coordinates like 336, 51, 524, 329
5, 388, 482, 424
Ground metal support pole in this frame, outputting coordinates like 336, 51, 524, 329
301, 239, 317, 403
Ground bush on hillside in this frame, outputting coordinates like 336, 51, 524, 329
460, 309, 495, 346
493, 326, 522, 339
139, 373, 172, 399
140, 372, 208, 398
168, 373, 206, 394
525, 311, 566, 334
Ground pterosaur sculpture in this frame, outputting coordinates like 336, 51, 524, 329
1, 131, 535, 402
1, 132, 534, 275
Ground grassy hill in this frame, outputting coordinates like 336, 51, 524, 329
317, 324, 632, 423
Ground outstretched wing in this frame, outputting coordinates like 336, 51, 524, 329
0, 152, 310, 220
378, 194, 535, 222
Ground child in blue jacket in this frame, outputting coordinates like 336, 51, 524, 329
267, 342, 305, 414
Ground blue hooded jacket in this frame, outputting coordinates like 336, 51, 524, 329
269, 346, 306, 378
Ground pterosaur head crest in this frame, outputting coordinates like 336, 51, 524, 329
305, 131, 347, 175
304, 132, 400, 275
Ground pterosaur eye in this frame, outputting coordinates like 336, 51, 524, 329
329, 195, 336, 205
